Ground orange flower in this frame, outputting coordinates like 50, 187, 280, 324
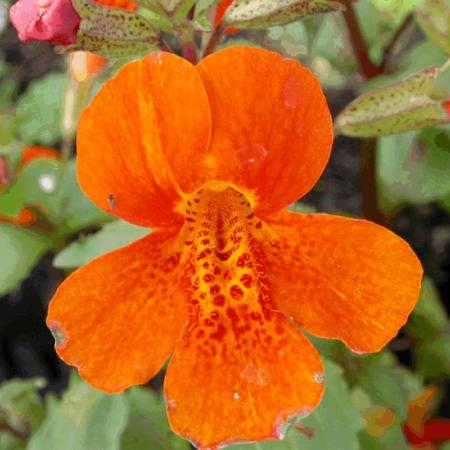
46, 47, 422, 449
0, 146, 59, 226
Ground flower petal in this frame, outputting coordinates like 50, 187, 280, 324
164, 188, 323, 448
46, 229, 188, 393
195, 46, 333, 216
77, 52, 211, 227
165, 313, 323, 449
263, 211, 423, 353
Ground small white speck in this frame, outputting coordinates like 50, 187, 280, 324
233, 392, 240, 400
313, 373, 324, 384
38, 174, 56, 193
167, 399, 176, 408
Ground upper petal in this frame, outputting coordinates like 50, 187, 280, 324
46, 229, 188, 393
196, 46, 333, 216
263, 211, 423, 353
77, 52, 211, 227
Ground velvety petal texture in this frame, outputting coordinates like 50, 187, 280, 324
47, 229, 188, 392
196, 46, 333, 216
77, 52, 212, 227
165, 315, 323, 449
263, 211, 423, 352
164, 188, 323, 448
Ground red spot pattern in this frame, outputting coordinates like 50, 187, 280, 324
178, 188, 289, 361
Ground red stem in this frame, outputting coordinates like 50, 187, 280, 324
341, 1, 386, 223
342, 2, 382, 78
181, 41, 198, 64
203, 24, 224, 58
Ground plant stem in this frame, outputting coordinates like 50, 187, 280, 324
181, 41, 198, 64
176, 24, 198, 64
341, 1, 382, 78
341, 1, 388, 223
381, 12, 414, 72
360, 138, 384, 224
203, 24, 224, 58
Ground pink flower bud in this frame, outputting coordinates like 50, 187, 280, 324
10, 0, 80, 45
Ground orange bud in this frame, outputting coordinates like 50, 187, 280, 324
69, 51, 107, 83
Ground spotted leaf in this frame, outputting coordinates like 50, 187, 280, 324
66, 0, 159, 56
335, 67, 450, 137
223, 0, 347, 29
416, 0, 450, 55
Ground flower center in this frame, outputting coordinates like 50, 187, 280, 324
179, 186, 282, 347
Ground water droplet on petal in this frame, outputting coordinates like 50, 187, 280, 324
283, 75, 301, 109
233, 392, 240, 400
236, 143, 268, 174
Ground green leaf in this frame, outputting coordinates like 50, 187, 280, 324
53, 220, 149, 269
0, 224, 51, 296
157, 0, 197, 20
415, 334, 450, 378
229, 359, 365, 450
223, 0, 345, 29
377, 127, 450, 210
68, 0, 160, 57
357, 352, 422, 421
0, 158, 63, 217
49, 160, 110, 234
267, 21, 309, 58
0, 378, 46, 435
362, 40, 450, 94
288, 201, 316, 213
351, 387, 410, 450
82, 395, 130, 450
0, 114, 23, 148
16, 73, 65, 146
121, 387, 189, 450
0, 78, 18, 109
0, 159, 109, 231
193, 0, 219, 31
0, 433, 24, 450
406, 276, 447, 340
415, 0, 450, 55
358, 426, 409, 450
370, 0, 420, 24
27, 374, 129, 450
335, 67, 450, 137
